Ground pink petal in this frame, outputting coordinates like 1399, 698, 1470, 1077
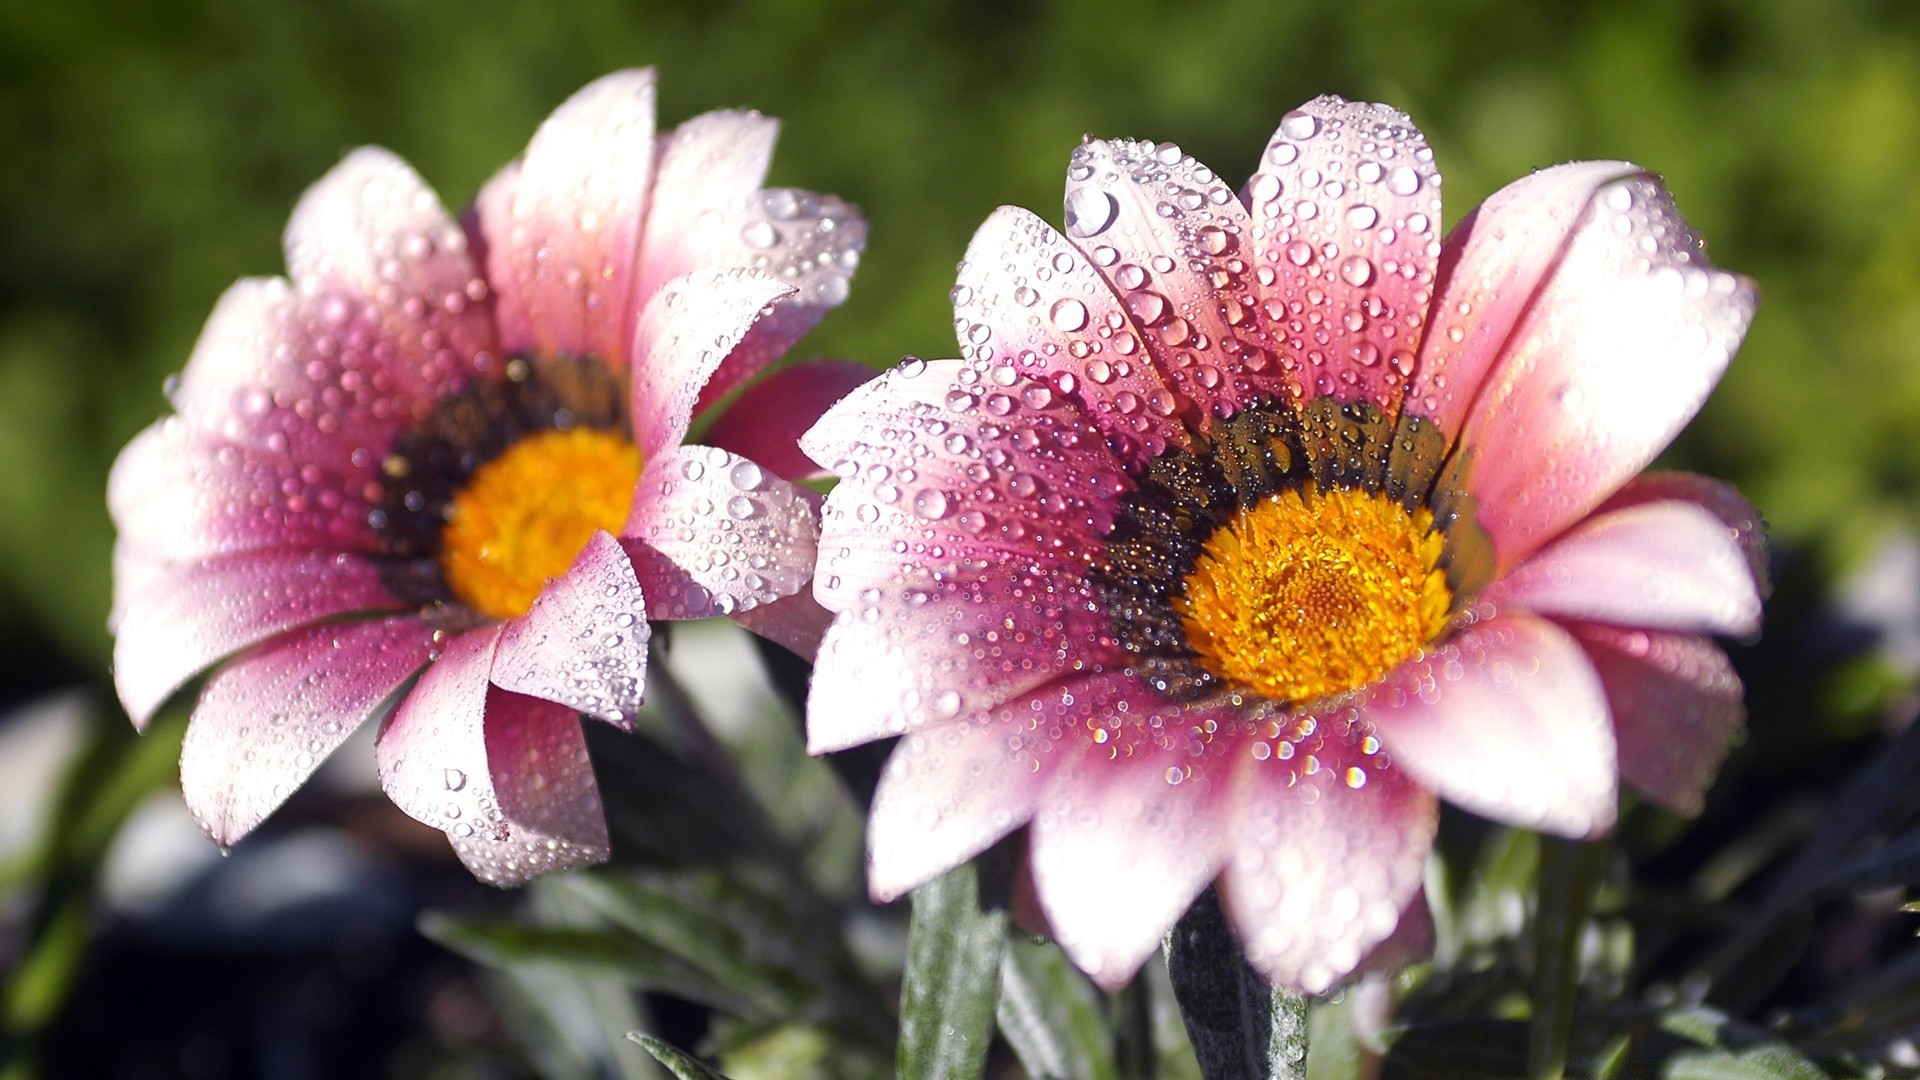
1026, 686, 1241, 989
731, 584, 836, 661
449, 688, 610, 886
1408, 162, 1637, 438
628, 268, 795, 459
806, 564, 1120, 754
476, 69, 658, 367
493, 531, 649, 728
1567, 622, 1744, 816
113, 550, 401, 729
1487, 498, 1764, 637
1597, 472, 1768, 590
1450, 170, 1757, 572
803, 358, 1130, 611
631, 109, 781, 306
1244, 97, 1444, 412
865, 677, 1110, 902
1363, 611, 1618, 837
375, 625, 508, 839
702, 360, 876, 482
1061, 138, 1279, 422
108, 417, 380, 563
180, 616, 436, 845
1219, 712, 1437, 993
621, 445, 818, 621
952, 206, 1190, 468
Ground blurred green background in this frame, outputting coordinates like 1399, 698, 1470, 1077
5, 0, 1920, 688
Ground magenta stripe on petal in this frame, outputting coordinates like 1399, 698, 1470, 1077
806, 564, 1120, 754
376, 625, 508, 839
113, 550, 401, 729
622, 445, 818, 621
181, 616, 435, 846
627, 268, 794, 460
1220, 713, 1436, 994
1363, 611, 1618, 837
1027, 688, 1241, 989
1488, 498, 1764, 637
1062, 138, 1279, 423
450, 688, 609, 887
703, 360, 876, 482
952, 207, 1190, 468
477, 69, 657, 367
493, 531, 649, 728
1407, 161, 1636, 439
1451, 170, 1757, 573
1244, 97, 1444, 412
1568, 621, 1745, 817
804, 359, 1130, 610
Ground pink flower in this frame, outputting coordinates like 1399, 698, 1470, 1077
109, 70, 870, 885
801, 97, 1763, 991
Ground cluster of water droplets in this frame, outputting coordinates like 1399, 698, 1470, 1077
446, 700, 607, 887
492, 533, 649, 728
806, 356, 1130, 609
626, 446, 814, 619
720, 187, 864, 310
1243, 97, 1445, 403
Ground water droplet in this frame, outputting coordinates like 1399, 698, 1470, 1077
1049, 297, 1089, 332
1344, 204, 1378, 230
1387, 166, 1421, 196
1064, 187, 1119, 238
912, 488, 952, 520
1280, 109, 1321, 140
1339, 255, 1375, 287
444, 769, 467, 792
740, 220, 778, 249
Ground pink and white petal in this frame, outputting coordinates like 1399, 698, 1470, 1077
1597, 472, 1768, 590
631, 109, 781, 306
1566, 622, 1744, 817
449, 688, 609, 886
1486, 498, 1763, 637
1452, 170, 1757, 572
1407, 161, 1637, 438
113, 550, 402, 729
731, 572, 836, 660
493, 531, 648, 728
109, 417, 380, 563
866, 676, 1112, 902
621, 445, 817, 621
807, 361, 1129, 610
952, 206, 1189, 468
1027, 690, 1241, 989
477, 69, 658, 366
702, 360, 876, 482
688, 191, 867, 414
628, 268, 795, 459
180, 616, 436, 845
1221, 715, 1437, 993
806, 564, 1120, 754
1062, 138, 1279, 421
375, 624, 508, 839
1364, 611, 1618, 837
1245, 97, 1445, 411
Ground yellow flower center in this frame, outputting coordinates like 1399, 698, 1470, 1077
439, 428, 642, 620
1177, 485, 1452, 704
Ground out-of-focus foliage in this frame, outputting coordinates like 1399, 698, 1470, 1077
5, 0, 1920, 674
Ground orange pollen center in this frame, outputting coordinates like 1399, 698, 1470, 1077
1176, 485, 1452, 704
439, 428, 641, 620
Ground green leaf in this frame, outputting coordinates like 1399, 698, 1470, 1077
1528, 836, 1608, 1080
897, 861, 1008, 1080
630, 1034, 737, 1080
1165, 886, 1308, 1080
1664, 1047, 1830, 1080
996, 934, 1117, 1080
1305, 995, 1363, 1080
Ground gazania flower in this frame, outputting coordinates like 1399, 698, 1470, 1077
802, 97, 1762, 991
109, 70, 868, 885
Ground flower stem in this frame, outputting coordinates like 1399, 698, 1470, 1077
1528, 833, 1609, 1080
1166, 886, 1308, 1080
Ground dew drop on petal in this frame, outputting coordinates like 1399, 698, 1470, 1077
1049, 297, 1090, 332
1064, 187, 1119, 238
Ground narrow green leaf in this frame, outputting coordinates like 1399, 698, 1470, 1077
629, 1034, 737, 1080
1664, 1047, 1830, 1080
1527, 836, 1608, 1080
1305, 995, 1362, 1080
1166, 886, 1308, 1080
996, 934, 1118, 1080
898, 861, 1008, 1080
